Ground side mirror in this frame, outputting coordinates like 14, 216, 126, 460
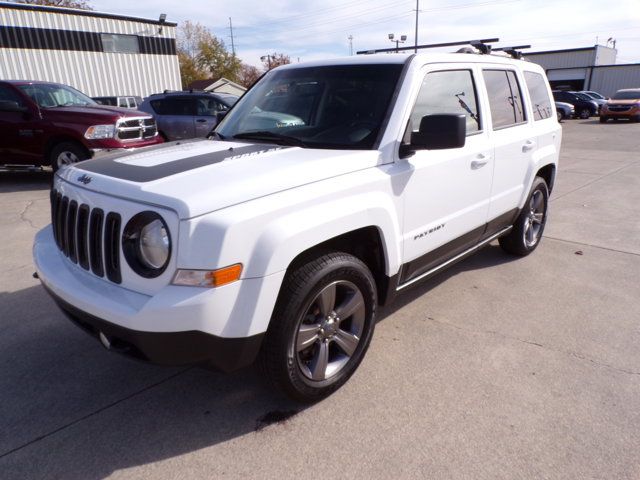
0, 100, 28, 113
216, 111, 227, 123
407, 114, 466, 153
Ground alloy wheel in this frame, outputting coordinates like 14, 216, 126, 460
523, 190, 545, 248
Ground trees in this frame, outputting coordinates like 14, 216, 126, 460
10, 0, 93, 8
177, 20, 241, 89
262, 53, 291, 70
238, 64, 262, 88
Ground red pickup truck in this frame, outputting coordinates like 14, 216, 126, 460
0, 80, 163, 171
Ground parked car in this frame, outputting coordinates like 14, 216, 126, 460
600, 88, 640, 123
0, 81, 162, 171
581, 90, 607, 101
579, 90, 608, 111
34, 51, 561, 402
555, 101, 575, 122
552, 91, 598, 119
138, 91, 238, 141
93, 95, 144, 109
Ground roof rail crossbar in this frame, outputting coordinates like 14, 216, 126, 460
493, 45, 531, 59
470, 41, 491, 55
356, 38, 499, 55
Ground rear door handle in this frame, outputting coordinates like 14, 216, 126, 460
522, 140, 536, 152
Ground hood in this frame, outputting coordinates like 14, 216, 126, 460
59, 139, 380, 219
607, 99, 640, 105
43, 105, 151, 119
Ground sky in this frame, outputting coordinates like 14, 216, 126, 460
90, 0, 640, 67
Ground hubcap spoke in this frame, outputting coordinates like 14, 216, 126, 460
334, 290, 364, 321
317, 283, 336, 317
309, 341, 329, 381
333, 329, 359, 357
526, 224, 535, 244
532, 191, 543, 211
297, 323, 321, 352
532, 212, 544, 224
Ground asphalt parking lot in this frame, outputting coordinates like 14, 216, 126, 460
1, 120, 639, 479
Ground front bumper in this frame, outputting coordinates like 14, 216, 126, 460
44, 284, 263, 371
34, 226, 284, 370
601, 106, 640, 119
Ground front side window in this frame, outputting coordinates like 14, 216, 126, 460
524, 71, 552, 121
18, 84, 96, 108
216, 64, 404, 149
101, 34, 140, 54
409, 69, 481, 134
483, 70, 526, 129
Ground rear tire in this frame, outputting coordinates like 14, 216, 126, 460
499, 177, 549, 256
578, 108, 590, 119
49, 142, 88, 172
599, 116, 608, 123
556, 110, 563, 122
260, 252, 377, 403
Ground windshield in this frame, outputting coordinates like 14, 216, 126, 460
574, 92, 593, 101
216, 64, 404, 149
613, 91, 640, 100
18, 83, 97, 108
584, 91, 605, 100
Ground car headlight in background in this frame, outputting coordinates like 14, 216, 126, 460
84, 124, 116, 139
122, 211, 171, 278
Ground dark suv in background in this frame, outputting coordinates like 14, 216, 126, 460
552, 91, 599, 119
138, 91, 238, 141
0, 81, 162, 171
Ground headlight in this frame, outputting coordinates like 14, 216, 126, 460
122, 211, 171, 278
85, 124, 116, 139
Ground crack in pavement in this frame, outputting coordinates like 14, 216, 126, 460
543, 236, 640, 257
425, 316, 640, 377
18, 200, 38, 230
0, 368, 192, 460
550, 161, 638, 202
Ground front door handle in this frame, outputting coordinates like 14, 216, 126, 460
522, 140, 536, 152
471, 154, 489, 170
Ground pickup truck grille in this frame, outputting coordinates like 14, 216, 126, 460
116, 117, 158, 141
50, 189, 122, 284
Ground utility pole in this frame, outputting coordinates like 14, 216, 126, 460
348, 35, 353, 56
228, 17, 236, 56
414, 0, 419, 53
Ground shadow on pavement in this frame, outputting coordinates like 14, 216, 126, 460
1, 245, 516, 478
0, 170, 51, 193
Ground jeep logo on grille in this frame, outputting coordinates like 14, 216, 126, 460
77, 174, 92, 185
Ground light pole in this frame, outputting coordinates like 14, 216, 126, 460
260, 54, 272, 70
388, 33, 407, 53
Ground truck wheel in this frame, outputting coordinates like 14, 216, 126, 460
499, 177, 549, 256
578, 108, 590, 119
260, 252, 377, 403
49, 142, 88, 172
556, 110, 563, 122
599, 116, 608, 123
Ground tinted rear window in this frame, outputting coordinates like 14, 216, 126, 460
524, 72, 552, 121
483, 69, 526, 129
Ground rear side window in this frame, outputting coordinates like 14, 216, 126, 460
524, 72, 552, 121
410, 69, 481, 134
0, 84, 25, 106
483, 70, 526, 129
150, 97, 194, 115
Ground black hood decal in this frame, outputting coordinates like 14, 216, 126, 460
76, 142, 289, 183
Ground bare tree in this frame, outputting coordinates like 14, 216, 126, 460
9, 0, 93, 9
261, 52, 291, 71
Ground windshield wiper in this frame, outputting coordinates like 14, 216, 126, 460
233, 131, 308, 147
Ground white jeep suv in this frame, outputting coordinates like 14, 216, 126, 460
34, 51, 561, 402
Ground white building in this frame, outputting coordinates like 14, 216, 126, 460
0, 1, 181, 98
525, 45, 640, 97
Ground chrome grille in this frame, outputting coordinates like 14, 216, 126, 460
116, 116, 158, 141
50, 189, 122, 284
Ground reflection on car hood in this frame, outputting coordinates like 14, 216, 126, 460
59, 139, 380, 219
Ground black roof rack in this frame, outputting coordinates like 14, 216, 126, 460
356, 38, 499, 55
493, 45, 531, 59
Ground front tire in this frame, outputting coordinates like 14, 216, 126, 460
260, 252, 377, 403
49, 142, 88, 172
499, 177, 549, 256
599, 116, 608, 123
578, 108, 590, 119
556, 110, 563, 122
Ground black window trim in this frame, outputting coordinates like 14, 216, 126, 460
482, 68, 528, 131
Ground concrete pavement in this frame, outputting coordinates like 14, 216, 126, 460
1, 120, 639, 479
